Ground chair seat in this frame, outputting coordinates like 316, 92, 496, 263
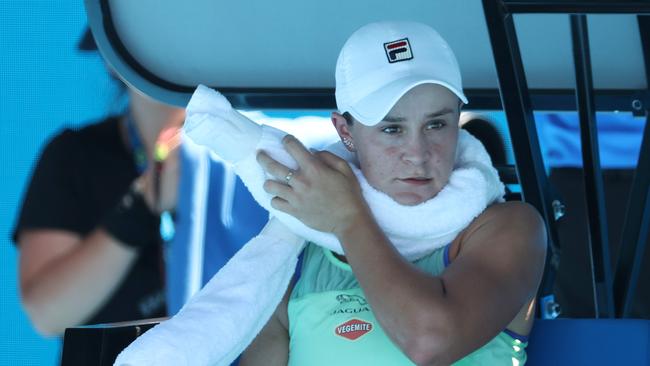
61, 318, 164, 366
527, 318, 650, 365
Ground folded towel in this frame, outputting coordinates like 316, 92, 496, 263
114, 85, 504, 366
115, 219, 304, 366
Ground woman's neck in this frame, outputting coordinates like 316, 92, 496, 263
125, 89, 185, 159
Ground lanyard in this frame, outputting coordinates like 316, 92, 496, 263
125, 115, 175, 242
126, 115, 149, 174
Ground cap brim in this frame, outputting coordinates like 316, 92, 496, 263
346, 76, 468, 126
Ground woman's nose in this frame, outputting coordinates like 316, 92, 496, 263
402, 135, 432, 165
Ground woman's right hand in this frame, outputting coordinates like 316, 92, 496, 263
257, 136, 369, 237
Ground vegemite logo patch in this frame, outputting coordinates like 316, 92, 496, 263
335, 318, 373, 340
384, 38, 413, 63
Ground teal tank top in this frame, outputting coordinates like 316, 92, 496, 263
287, 243, 528, 365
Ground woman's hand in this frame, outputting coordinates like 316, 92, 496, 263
257, 135, 369, 236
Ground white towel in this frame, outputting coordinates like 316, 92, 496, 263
233, 123, 504, 260
114, 85, 504, 366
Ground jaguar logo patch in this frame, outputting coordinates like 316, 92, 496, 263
336, 294, 367, 306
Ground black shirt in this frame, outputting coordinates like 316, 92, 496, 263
12, 116, 166, 325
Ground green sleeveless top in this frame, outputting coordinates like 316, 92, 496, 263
287, 243, 528, 365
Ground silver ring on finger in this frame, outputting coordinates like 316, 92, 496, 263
285, 169, 295, 185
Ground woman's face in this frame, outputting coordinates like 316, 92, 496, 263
342, 83, 460, 206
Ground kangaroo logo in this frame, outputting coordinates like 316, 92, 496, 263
384, 38, 413, 63
336, 294, 367, 306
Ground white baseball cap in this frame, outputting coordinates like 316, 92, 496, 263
335, 21, 468, 126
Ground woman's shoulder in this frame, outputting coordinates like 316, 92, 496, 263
473, 201, 544, 230
456, 201, 547, 254
43, 116, 121, 154
73, 115, 122, 144
32, 128, 82, 172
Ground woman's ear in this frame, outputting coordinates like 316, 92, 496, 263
331, 112, 355, 151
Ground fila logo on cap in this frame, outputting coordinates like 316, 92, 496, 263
384, 38, 413, 63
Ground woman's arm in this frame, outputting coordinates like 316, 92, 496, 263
258, 136, 547, 366
239, 284, 291, 366
335, 201, 546, 365
19, 228, 139, 336
19, 152, 178, 336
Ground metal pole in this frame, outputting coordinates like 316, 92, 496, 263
504, 1, 650, 14
612, 14, 650, 319
482, 0, 562, 316
614, 114, 650, 317
570, 14, 615, 318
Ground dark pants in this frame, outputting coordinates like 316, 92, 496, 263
550, 168, 650, 318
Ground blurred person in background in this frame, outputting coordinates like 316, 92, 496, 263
12, 28, 181, 336
11, 27, 266, 338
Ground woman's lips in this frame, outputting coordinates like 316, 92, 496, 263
400, 178, 432, 186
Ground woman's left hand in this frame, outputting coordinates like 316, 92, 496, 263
257, 135, 369, 236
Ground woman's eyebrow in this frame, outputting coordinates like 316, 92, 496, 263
382, 108, 455, 123
382, 115, 407, 123
426, 108, 455, 117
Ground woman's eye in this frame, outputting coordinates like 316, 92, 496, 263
426, 120, 446, 130
381, 125, 402, 134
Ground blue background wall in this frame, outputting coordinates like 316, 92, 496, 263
1, 1, 124, 365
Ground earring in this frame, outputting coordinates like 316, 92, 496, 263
342, 137, 355, 150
